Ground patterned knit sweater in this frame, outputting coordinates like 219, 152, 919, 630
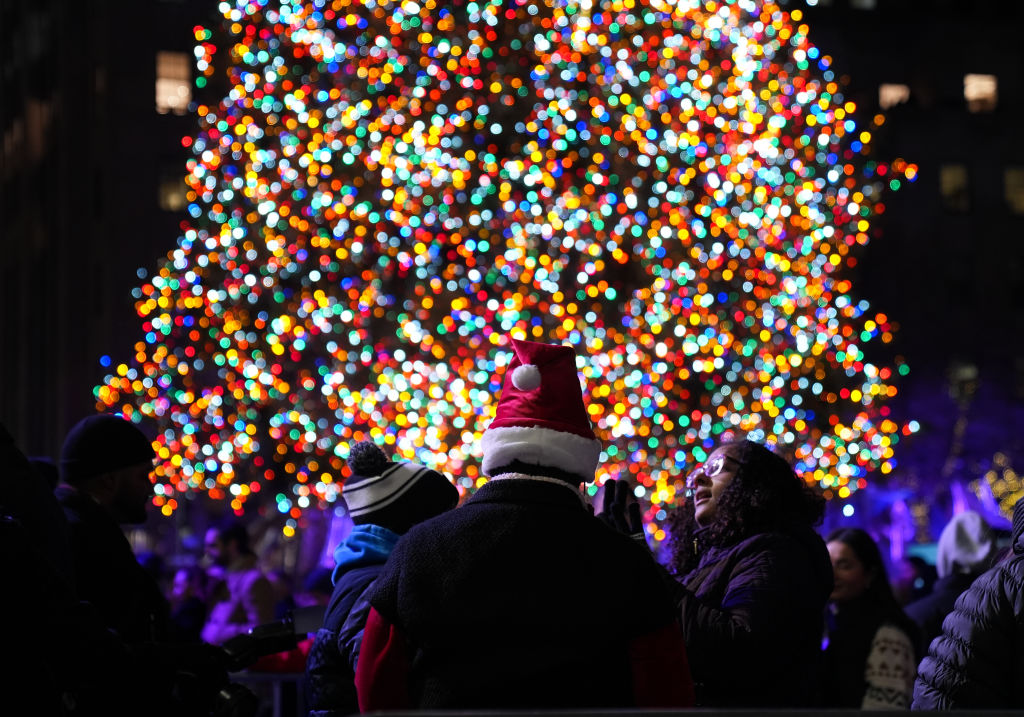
862, 623, 916, 709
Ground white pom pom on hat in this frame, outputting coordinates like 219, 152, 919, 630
511, 363, 542, 391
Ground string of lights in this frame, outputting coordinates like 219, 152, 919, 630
97, 0, 917, 540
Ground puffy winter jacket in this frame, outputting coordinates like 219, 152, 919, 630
904, 572, 976, 651
912, 499, 1024, 710
675, 527, 834, 707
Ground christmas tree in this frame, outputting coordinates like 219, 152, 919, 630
97, 0, 916, 540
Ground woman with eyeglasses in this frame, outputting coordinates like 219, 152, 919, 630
663, 439, 833, 707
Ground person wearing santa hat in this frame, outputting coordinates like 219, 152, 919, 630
354, 337, 694, 710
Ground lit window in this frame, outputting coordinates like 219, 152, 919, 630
1006, 168, 1024, 215
948, 362, 979, 401
879, 84, 910, 110
940, 164, 970, 212
964, 74, 997, 113
26, 98, 52, 159
156, 52, 191, 115
158, 168, 187, 211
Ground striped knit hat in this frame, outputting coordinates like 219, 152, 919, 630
342, 441, 458, 534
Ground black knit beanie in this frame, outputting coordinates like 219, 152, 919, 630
60, 414, 156, 486
342, 441, 459, 534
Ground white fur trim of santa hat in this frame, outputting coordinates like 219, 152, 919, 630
481, 424, 602, 483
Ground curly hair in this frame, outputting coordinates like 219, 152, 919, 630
665, 439, 825, 576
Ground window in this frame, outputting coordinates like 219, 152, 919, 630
1006, 168, 1024, 215
879, 84, 910, 110
156, 51, 191, 115
964, 74, 997, 113
3, 119, 25, 177
158, 167, 187, 211
26, 99, 52, 159
940, 164, 970, 212
947, 362, 979, 404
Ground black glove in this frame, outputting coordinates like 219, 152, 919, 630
598, 479, 647, 545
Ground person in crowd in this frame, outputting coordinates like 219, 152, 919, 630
57, 413, 170, 643
823, 527, 920, 709
904, 509, 994, 649
355, 338, 693, 710
3, 422, 84, 712
912, 498, 1024, 709
892, 555, 937, 606
306, 440, 459, 716
168, 564, 210, 644
664, 439, 832, 707
267, 566, 298, 620
138, 550, 167, 589
296, 565, 334, 609
28, 455, 60, 490
201, 519, 275, 644
53, 414, 228, 714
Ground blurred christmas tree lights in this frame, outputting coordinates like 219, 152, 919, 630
96, 0, 917, 539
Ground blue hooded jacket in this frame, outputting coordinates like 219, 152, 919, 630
306, 524, 400, 717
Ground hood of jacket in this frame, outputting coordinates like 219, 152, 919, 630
331, 523, 400, 585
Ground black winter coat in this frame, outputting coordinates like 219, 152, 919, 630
675, 527, 833, 707
365, 477, 686, 709
56, 484, 169, 643
904, 572, 976, 651
912, 502, 1024, 710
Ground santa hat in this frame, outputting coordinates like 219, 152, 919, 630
342, 441, 458, 534
481, 338, 602, 483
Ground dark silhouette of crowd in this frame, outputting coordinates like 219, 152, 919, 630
5, 336, 1023, 714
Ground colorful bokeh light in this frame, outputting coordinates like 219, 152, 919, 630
97, 0, 916, 536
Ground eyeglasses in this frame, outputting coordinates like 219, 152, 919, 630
684, 453, 741, 496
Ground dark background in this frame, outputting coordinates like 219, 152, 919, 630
2, 0, 206, 453
800, 0, 1024, 533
